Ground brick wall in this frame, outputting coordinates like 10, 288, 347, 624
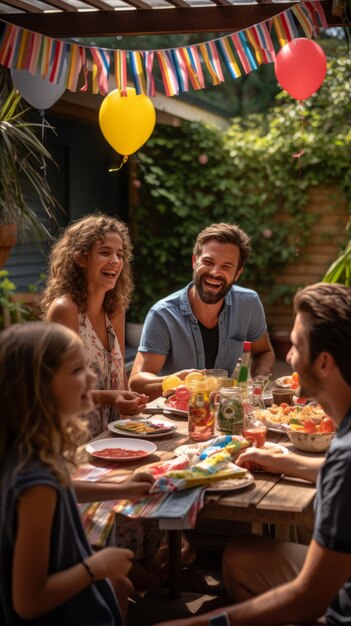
265, 185, 349, 334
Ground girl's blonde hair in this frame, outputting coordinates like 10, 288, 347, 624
0, 321, 88, 484
41, 212, 134, 317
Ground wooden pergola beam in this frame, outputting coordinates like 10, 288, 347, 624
1, 1, 341, 38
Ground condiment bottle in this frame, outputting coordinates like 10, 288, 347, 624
238, 341, 252, 385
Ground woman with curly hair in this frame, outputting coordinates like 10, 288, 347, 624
42, 213, 194, 586
42, 213, 148, 437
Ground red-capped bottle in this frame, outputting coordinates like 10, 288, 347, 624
238, 341, 252, 384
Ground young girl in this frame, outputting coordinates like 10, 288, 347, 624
41, 213, 148, 438
41, 213, 167, 587
0, 321, 153, 625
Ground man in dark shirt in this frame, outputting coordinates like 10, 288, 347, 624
154, 282, 351, 626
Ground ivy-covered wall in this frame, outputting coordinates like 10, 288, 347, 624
129, 56, 351, 329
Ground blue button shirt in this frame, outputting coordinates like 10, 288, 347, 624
139, 282, 267, 375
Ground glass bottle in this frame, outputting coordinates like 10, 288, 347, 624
238, 341, 252, 385
231, 357, 242, 384
188, 379, 214, 442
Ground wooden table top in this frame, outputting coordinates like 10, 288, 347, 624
78, 410, 319, 597
78, 411, 317, 529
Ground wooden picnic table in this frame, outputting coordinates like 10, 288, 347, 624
77, 411, 317, 598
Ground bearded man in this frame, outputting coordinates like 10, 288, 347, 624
129, 223, 274, 400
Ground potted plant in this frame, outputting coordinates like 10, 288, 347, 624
0, 67, 58, 267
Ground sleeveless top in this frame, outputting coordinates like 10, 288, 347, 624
78, 312, 124, 437
0, 454, 121, 626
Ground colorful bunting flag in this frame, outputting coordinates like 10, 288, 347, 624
129, 50, 146, 94
114, 50, 127, 96
90, 47, 110, 95
143, 50, 156, 97
0, 1, 327, 99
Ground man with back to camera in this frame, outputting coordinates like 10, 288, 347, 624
154, 282, 351, 626
129, 223, 275, 400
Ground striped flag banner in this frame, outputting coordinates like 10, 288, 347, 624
217, 37, 241, 80
178, 46, 204, 90
27, 32, 42, 74
0, 23, 16, 68
23, 31, 35, 71
290, 3, 314, 38
91, 47, 110, 94
15, 28, 29, 70
272, 12, 298, 48
305, 1, 328, 28
129, 50, 146, 94
156, 49, 179, 96
114, 49, 127, 96
40, 35, 53, 77
0, 0, 327, 97
199, 40, 224, 86
252, 22, 276, 63
79, 47, 89, 92
9, 25, 23, 69
66, 44, 82, 91
49, 40, 67, 84
143, 50, 156, 97
231, 31, 258, 74
246, 28, 264, 65
170, 48, 189, 93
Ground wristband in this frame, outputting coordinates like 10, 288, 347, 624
208, 614, 230, 626
82, 559, 97, 583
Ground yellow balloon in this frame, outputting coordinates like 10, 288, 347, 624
99, 87, 156, 156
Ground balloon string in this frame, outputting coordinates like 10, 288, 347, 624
292, 100, 305, 169
39, 109, 47, 178
108, 155, 128, 172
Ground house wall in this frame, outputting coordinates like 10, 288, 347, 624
4, 113, 128, 291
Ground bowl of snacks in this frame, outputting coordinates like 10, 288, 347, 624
286, 416, 336, 453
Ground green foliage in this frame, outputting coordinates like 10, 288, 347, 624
27, 273, 46, 294
322, 219, 351, 285
130, 56, 351, 323
0, 270, 30, 329
0, 67, 58, 242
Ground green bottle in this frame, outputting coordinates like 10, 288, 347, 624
238, 341, 251, 384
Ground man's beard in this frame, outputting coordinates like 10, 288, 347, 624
193, 271, 234, 304
298, 368, 320, 401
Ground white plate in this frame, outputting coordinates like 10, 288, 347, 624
157, 397, 188, 417
206, 472, 254, 492
263, 442, 289, 455
266, 422, 288, 433
144, 397, 187, 417
108, 418, 177, 438
86, 437, 157, 461
274, 376, 294, 388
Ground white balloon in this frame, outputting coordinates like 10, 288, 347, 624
11, 57, 68, 110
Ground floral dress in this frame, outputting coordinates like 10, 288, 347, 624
78, 312, 160, 559
78, 312, 124, 437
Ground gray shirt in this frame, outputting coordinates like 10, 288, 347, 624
313, 408, 351, 624
139, 282, 267, 375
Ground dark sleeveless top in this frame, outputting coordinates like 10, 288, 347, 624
0, 454, 122, 626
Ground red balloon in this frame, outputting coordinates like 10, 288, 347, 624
274, 39, 327, 101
